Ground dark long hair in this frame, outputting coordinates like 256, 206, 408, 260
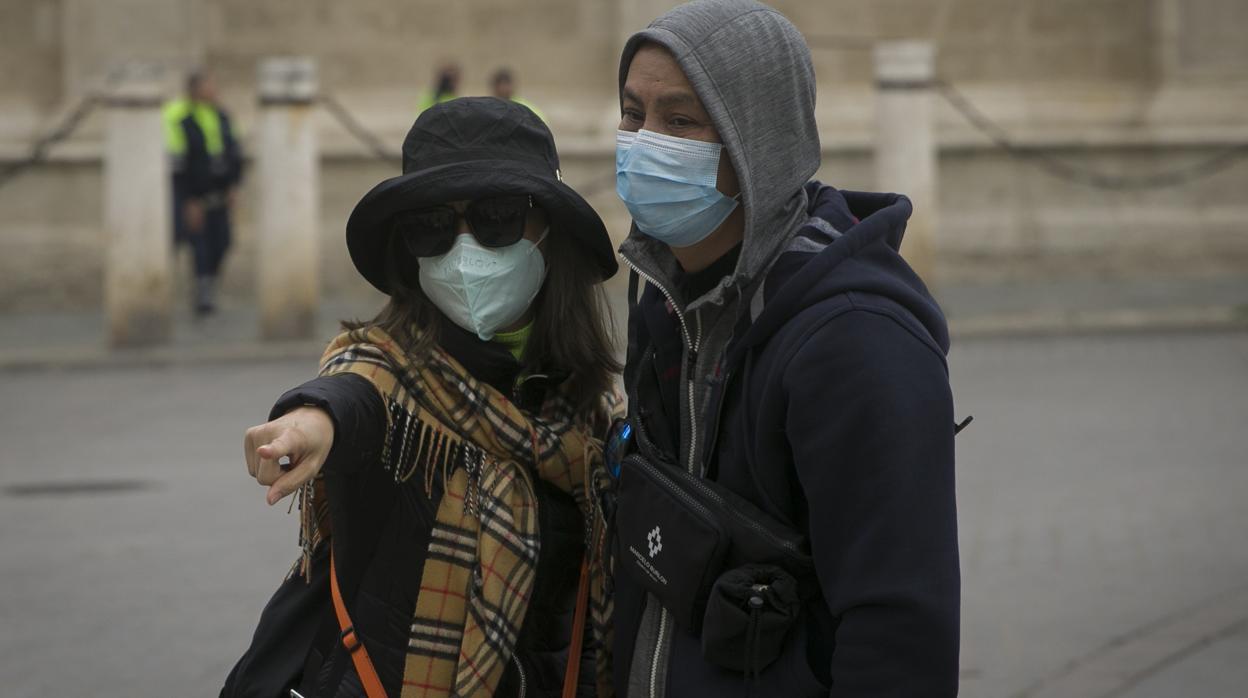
345, 221, 621, 415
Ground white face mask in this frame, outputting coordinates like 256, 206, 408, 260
417, 230, 548, 341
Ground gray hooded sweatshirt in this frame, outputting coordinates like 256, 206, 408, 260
616, 1, 822, 695
618, 0, 820, 474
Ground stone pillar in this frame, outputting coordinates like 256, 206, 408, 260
874, 40, 937, 286
256, 57, 319, 340
103, 63, 172, 348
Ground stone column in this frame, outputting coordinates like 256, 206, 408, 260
874, 40, 937, 286
256, 57, 319, 340
103, 63, 172, 348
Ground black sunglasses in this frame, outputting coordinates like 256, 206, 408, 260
393, 195, 536, 258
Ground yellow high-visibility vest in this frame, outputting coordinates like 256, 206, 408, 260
162, 98, 224, 156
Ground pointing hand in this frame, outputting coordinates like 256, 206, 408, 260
243, 406, 334, 506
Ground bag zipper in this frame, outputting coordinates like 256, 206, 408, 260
681, 467, 802, 556
629, 455, 719, 524
631, 449, 801, 557
630, 414, 796, 560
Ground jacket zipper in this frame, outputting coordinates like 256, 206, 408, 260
622, 256, 701, 698
689, 310, 703, 469
650, 604, 668, 698
621, 256, 700, 473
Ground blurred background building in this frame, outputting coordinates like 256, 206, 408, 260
1, 0, 1246, 313
3, 4, 1248, 697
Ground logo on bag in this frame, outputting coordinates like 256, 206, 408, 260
647, 526, 663, 558
628, 532, 669, 587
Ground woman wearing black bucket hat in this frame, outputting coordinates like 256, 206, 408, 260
223, 98, 619, 698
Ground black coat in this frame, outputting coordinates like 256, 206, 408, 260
172, 104, 243, 201
613, 185, 960, 697
222, 322, 596, 697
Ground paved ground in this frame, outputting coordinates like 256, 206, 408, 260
950, 331, 1248, 697
1, 328, 1246, 696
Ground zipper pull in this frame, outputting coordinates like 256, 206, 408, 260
746, 594, 764, 679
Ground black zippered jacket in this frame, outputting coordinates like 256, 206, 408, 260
613, 184, 960, 696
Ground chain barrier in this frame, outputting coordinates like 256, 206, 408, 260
318, 93, 402, 165
6, 69, 1244, 195
0, 94, 101, 191
0, 69, 131, 192
934, 79, 1248, 191
808, 34, 1248, 190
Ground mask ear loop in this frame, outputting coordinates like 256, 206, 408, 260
526, 195, 549, 249
529, 226, 550, 252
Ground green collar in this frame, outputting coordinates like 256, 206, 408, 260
493, 322, 532, 362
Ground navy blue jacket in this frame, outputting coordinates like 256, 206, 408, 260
615, 184, 960, 696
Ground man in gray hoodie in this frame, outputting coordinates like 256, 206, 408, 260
611, 1, 961, 696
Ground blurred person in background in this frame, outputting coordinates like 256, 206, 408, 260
163, 69, 242, 317
417, 62, 461, 114
492, 67, 546, 123
222, 97, 620, 698
606, 1, 960, 696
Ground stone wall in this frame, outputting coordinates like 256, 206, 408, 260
7, 0, 1247, 141
2, 0, 1247, 311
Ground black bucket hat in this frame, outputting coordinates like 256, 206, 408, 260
346, 97, 617, 294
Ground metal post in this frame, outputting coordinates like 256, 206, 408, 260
103, 62, 172, 348
256, 57, 319, 340
874, 40, 938, 286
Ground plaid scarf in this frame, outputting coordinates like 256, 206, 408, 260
296, 327, 617, 697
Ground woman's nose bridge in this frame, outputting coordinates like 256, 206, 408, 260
450, 202, 471, 236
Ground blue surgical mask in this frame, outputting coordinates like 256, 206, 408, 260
616, 129, 740, 248
418, 230, 547, 341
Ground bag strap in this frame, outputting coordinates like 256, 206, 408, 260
330, 551, 388, 698
561, 556, 592, 698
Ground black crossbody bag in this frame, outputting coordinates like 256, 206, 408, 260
613, 444, 817, 674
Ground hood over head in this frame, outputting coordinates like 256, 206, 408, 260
730, 184, 951, 369
618, 0, 820, 309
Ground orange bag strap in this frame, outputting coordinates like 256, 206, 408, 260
330, 551, 388, 698
561, 556, 592, 698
